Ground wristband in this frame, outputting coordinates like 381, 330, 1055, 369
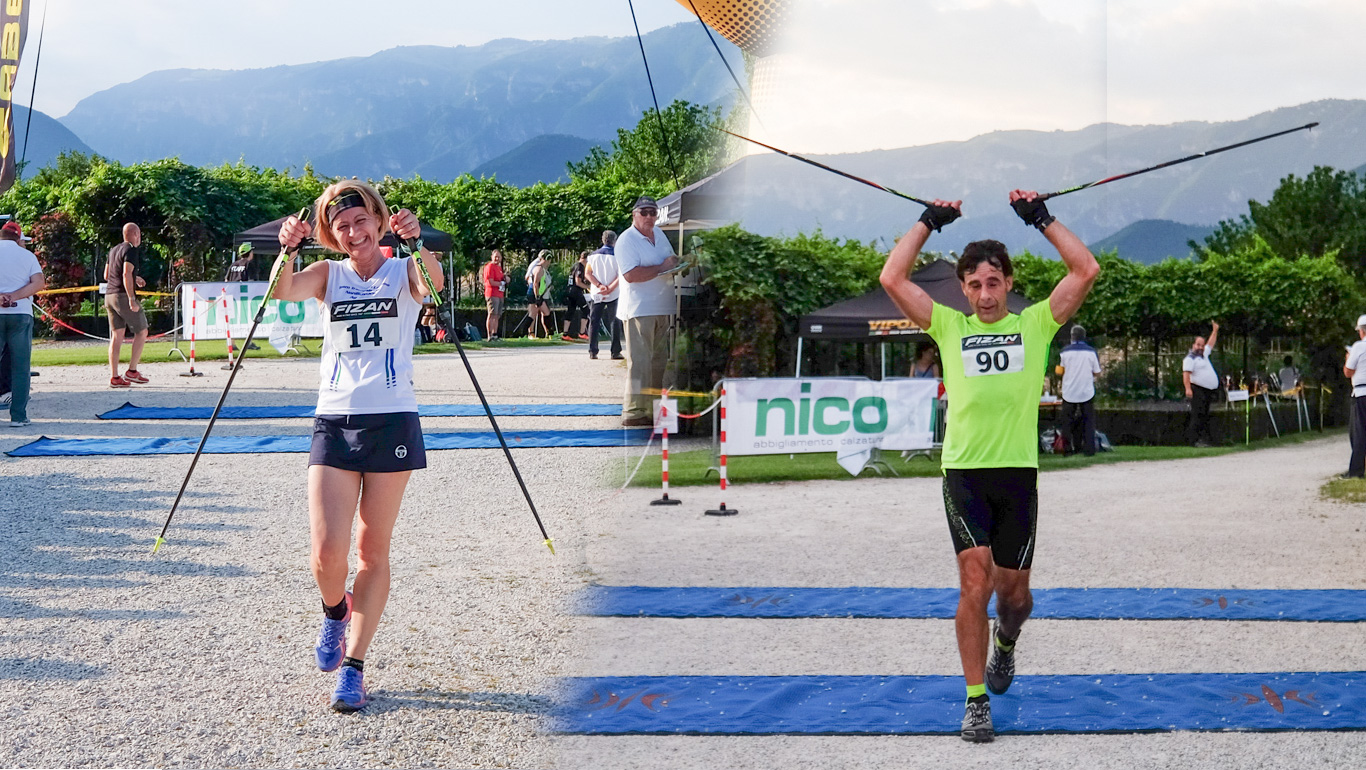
1035, 215, 1056, 233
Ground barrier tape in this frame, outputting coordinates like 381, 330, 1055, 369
642, 386, 716, 399
37, 285, 175, 297
32, 301, 182, 342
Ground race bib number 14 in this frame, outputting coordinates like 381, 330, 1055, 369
330, 297, 401, 352
961, 333, 1025, 377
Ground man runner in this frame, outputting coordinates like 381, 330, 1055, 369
880, 191, 1099, 742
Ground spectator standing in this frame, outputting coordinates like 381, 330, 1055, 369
911, 340, 940, 378
418, 300, 438, 344
615, 196, 679, 426
586, 230, 623, 361
225, 242, 261, 282
226, 243, 263, 349
1341, 315, 1366, 479
525, 250, 553, 339
1058, 325, 1102, 455
0, 220, 44, 426
481, 249, 506, 340
562, 251, 591, 340
1182, 321, 1220, 447
105, 223, 150, 389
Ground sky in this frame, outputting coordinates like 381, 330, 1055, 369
13, 0, 1366, 153
752, 0, 1366, 153
12, 0, 699, 118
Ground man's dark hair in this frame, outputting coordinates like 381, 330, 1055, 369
956, 240, 1013, 281
1284, 354, 1294, 367
602, 230, 617, 247
1071, 325, 1086, 343
0, 229, 18, 242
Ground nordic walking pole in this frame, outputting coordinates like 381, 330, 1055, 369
1039, 122, 1320, 201
392, 213, 556, 556
719, 128, 932, 206
151, 209, 311, 554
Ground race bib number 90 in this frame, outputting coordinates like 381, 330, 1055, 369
961, 333, 1024, 377
330, 297, 400, 353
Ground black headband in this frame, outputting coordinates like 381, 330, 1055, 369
325, 192, 367, 223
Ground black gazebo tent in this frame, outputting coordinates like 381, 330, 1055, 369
795, 260, 1033, 376
233, 215, 454, 255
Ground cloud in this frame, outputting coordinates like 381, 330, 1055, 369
745, 0, 1366, 154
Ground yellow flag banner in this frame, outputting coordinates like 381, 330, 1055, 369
0, 0, 31, 194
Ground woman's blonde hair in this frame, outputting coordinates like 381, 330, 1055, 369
314, 180, 389, 253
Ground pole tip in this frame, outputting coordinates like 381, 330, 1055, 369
544, 538, 556, 556
151, 537, 165, 555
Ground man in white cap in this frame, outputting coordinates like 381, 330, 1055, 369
0, 219, 44, 426
614, 196, 679, 426
1182, 321, 1220, 447
1341, 314, 1366, 478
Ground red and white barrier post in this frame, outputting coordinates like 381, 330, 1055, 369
220, 288, 238, 370
650, 392, 682, 506
180, 288, 204, 377
705, 384, 737, 516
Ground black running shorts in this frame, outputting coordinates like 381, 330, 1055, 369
309, 412, 427, 473
942, 468, 1038, 570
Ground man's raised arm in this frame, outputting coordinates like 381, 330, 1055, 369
880, 199, 961, 331
1009, 190, 1099, 324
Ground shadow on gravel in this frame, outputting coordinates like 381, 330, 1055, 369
0, 472, 258, 596
374, 689, 551, 715
0, 657, 105, 681
0, 596, 185, 621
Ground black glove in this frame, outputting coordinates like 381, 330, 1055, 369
1011, 197, 1056, 232
918, 203, 961, 232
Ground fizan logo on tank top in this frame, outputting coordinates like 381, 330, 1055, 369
316, 258, 421, 415
330, 298, 401, 353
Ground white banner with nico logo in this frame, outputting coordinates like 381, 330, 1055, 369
181, 282, 325, 341
725, 377, 940, 470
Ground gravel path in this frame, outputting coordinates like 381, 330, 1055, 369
0, 346, 627, 769
555, 436, 1366, 768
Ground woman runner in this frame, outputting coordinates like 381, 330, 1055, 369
274, 180, 444, 712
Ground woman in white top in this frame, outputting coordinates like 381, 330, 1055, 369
274, 180, 443, 712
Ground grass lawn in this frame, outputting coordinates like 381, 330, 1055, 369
623, 427, 1347, 487
1320, 475, 1366, 504
30, 336, 572, 367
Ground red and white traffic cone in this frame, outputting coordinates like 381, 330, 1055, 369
705, 385, 737, 516
220, 288, 238, 370
651, 397, 682, 506
180, 288, 204, 377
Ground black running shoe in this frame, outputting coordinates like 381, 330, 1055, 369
985, 623, 1016, 695
961, 698, 994, 743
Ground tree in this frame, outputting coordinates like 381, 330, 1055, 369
1198, 165, 1366, 271
568, 100, 727, 190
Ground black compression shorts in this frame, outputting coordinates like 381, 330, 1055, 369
942, 468, 1038, 570
309, 412, 427, 473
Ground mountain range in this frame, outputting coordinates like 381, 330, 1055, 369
56, 23, 740, 183
10, 105, 94, 175
702, 100, 1366, 260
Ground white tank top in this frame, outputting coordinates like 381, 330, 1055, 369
316, 256, 421, 415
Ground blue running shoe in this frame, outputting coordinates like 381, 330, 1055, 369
330, 665, 369, 712
315, 591, 351, 672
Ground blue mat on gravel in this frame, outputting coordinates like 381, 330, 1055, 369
7, 429, 649, 457
97, 402, 620, 419
556, 672, 1366, 734
579, 586, 1366, 622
